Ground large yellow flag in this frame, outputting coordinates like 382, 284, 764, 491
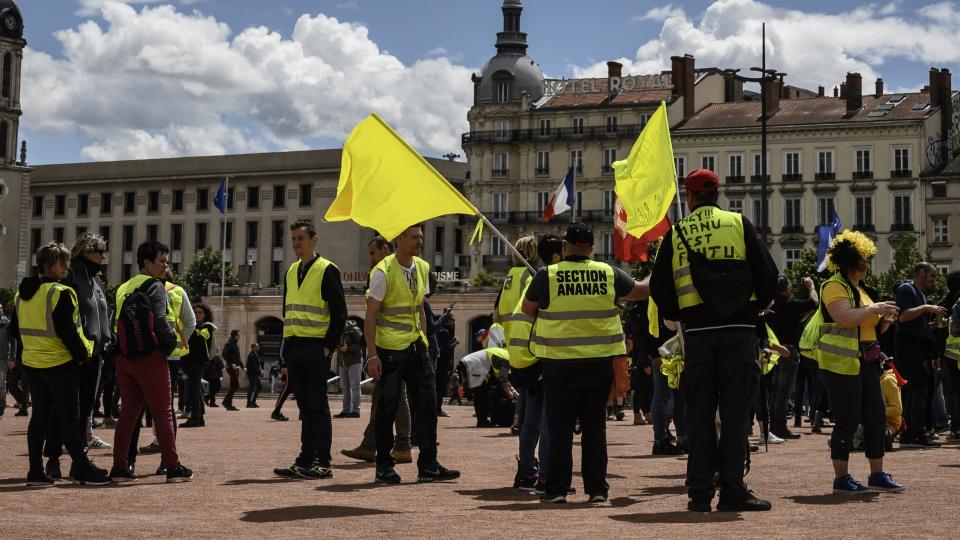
612, 101, 677, 237
325, 113, 478, 240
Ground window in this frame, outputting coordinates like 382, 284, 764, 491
784, 151, 801, 175
247, 186, 260, 210
536, 151, 550, 175
100, 193, 112, 215
675, 156, 686, 179
784, 198, 802, 229
574, 190, 583, 219
170, 224, 182, 251
933, 216, 949, 244
855, 196, 874, 229
569, 150, 583, 174
491, 236, 506, 256
785, 249, 801, 269
147, 190, 160, 213
571, 117, 584, 135
299, 183, 313, 207
494, 120, 508, 141
32, 196, 43, 217
855, 149, 872, 172
1, 52, 10, 99
146, 224, 158, 242
817, 150, 834, 174
221, 221, 234, 249
196, 188, 209, 211
122, 264, 132, 281
537, 191, 550, 211
496, 82, 510, 103
172, 189, 184, 212
195, 223, 208, 249
817, 197, 836, 225
246, 221, 259, 249
272, 220, 285, 248
77, 194, 89, 217
75, 226, 87, 241
492, 192, 508, 219
124, 191, 136, 214
601, 233, 614, 258
752, 199, 769, 230
728, 154, 743, 178
227, 187, 235, 211
122, 225, 134, 251
605, 116, 617, 134
893, 194, 911, 228
54, 195, 66, 217
932, 182, 947, 198
701, 154, 715, 171
99, 226, 110, 248
728, 199, 743, 214
435, 225, 445, 253
937, 264, 951, 275
603, 190, 615, 217
538, 119, 551, 137
271, 261, 282, 287
640, 113, 652, 125
752, 152, 771, 176
894, 147, 910, 174
493, 153, 508, 176
53, 227, 64, 243
602, 149, 616, 174
670, 200, 688, 222
273, 185, 286, 209
31, 228, 41, 253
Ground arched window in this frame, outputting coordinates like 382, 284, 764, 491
0, 122, 7, 160
1, 52, 11, 99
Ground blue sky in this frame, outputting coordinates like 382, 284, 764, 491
17, 0, 960, 164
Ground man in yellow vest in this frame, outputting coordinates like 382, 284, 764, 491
521, 224, 649, 503
366, 223, 460, 484
650, 169, 778, 513
273, 220, 347, 480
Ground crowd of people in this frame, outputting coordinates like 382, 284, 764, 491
3, 168, 959, 514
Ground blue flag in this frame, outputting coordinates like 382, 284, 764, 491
214, 181, 227, 215
816, 210, 841, 272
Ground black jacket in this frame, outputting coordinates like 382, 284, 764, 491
64, 257, 113, 355
8, 275, 90, 365
246, 350, 262, 377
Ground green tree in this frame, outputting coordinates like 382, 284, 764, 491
471, 269, 500, 288
865, 234, 945, 301
178, 246, 240, 302
0, 287, 14, 314
783, 247, 822, 293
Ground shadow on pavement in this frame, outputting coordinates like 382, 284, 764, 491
633, 485, 687, 496
940, 463, 960, 468
785, 492, 880, 505
476, 502, 591, 511
640, 473, 687, 480
482, 433, 517, 438
574, 471, 625, 479
333, 462, 376, 470
611, 454, 684, 461
610, 511, 743, 524
456, 487, 533, 502
223, 478, 296, 486
315, 482, 392, 493
241, 505, 397, 523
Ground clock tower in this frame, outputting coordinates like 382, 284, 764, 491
0, 0, 29, 286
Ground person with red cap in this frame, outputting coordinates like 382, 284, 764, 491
650, 168, 779, 513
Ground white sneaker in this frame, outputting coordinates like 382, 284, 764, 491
759, 433, 785, 445
89, 436, 112, 449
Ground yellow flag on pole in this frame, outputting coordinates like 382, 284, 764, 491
612, 101, 677, 237
325, 113, 479, 241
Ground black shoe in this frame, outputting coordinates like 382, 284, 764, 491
179, 418, 205, 428
540, 493, 567, 503
109, 465, 138, 483
26, 470, 55, 487
918, 435, 942, 448
376, 466, 402, 484
417, 464, 461, 483
716, 494, 772, 512
437, 410, 449, 417
15, 408, 28, 417
652, 440, 683, 456
333, 411, 348, 418
139, 442, 161, 454
297, 463, 333, 480
510, 425, 521, 436
166, 464, 194, 483
224, 404, 239, 411
246, 404, 256, 409
71, 462, 113, 486
772, 428, 801, 440
515, 475, 538, 491
156, 464, 168, 476
209, 402, 220, 408
271, 410, 289, 421
345, 412, 361, 418
688, 499, 711, 512
274, 464, 301, 479
45, 458, 62, 480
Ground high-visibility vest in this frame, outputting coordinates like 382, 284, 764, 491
16, 282, 94, 369
497, 266, 531, 336
114, 273, 156, 330
815, 274, 862, 376
670, 205, 753, 310
507, 281, 538, 369
283, 257, 334, 339
486, 347, 509, 380
164, 281, 190, 357
761, 324, 781, 376
531, 259, 625, 360
372, 254, 429, 350
945, 314, 960, 366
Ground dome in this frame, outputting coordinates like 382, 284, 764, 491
476, 54, 544, 105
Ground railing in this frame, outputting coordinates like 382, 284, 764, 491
727, 175, 745, 184
535, 168, 550, 176
782, 173, 802, 182
601, 165, 614, 175
462, 123, 649, 146
814, 172, 836, 181
482, 255, 512, 269
853, 171, 873, 180
492, 169, 508, 177
891, 169, 912, 178
852, 223, 876, 232
781, 225, 805, 234
479, 210, 616, 225
750, 174, 769, 184
891, 223, 914, 232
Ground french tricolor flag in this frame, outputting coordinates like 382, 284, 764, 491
543, 167, 576, 221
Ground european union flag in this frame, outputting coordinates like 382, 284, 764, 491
214, 181, 227, 215
816, 210, 841, 272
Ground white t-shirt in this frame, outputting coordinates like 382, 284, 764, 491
367, 260, 429, 302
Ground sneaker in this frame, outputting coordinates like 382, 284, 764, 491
771, 428, 801, 440
687, 499, 711, 512
166, 464, 194, 483
515, 475, 538, 491
102, 417, 117, 427
271, 410, 289, 422
390, 448, 413, 464
534, 481, 576, 496
139, 442, 161, 454
437, 410, 449, 417
109, 465, 138, 483
417, 464, 461, 483
588, 493, 608, 503
156, 465, 167, 476
15, 408, 28, 417
375, 466, 402, 484
88, 436, 112, 449
867, 471, 905, 492
71, 462, 113, 486
340, 447, 376, 463
716, 493, 772, 511
540, 493, 567, 503
273, 464, 301, 479
333, 411, 349, 418
297, 463, 333, 480
614, 409, 625, 421
45, 458, 62, 480
832, 474, 868, 495
917, 435, 942, 448
758, 432, 785, 445
25, 470, 55, 487
652, 440, 683, 456
345, 412, 360, 418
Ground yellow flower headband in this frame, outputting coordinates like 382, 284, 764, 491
826, 229, 877, 272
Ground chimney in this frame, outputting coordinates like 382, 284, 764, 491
607, 61, 623, 97
671, 55, 696, 117
929, 68, 942, 109
875, 78, 884, 97
818, 85, 825, 97
840, 83, 846, 98
763, 76, 780, 116
940, 68, 953, 143
845, 73, 862, 113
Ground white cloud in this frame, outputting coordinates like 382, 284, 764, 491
26, 1, 474, 161
575, 0, 960, 92
632, 4, 684, 22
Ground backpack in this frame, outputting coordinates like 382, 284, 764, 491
116, 279, 160, 359
674, 225, 754, 319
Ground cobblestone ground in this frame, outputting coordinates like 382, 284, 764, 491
0, 397, 956, 538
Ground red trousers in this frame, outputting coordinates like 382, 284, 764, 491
113, 352, 179, 469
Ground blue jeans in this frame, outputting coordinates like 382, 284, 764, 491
771, 346, 800, 430
518, 384, 549, 480
652, 361, 686, 443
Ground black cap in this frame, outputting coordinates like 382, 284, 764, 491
564, 223, 594, 246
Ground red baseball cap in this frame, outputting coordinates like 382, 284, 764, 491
685, 168, 720, 193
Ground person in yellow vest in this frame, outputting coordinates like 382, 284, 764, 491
521, 223, 649, 503
495, 235, 539, 331
649, 169, 779, 513
816, 231, 904, 494
272, 220, 347, 480
365, 223, 460, 484
181, 303, 217, 428
9, 242, 111, 487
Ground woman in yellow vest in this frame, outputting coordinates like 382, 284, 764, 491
9, 242, 110, 487
180, 303, 217, 428
817, 230, 903, 494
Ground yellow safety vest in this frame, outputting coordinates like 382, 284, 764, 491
372, 254, 429, 350
815, 274, 862, 376
114, 274, 157, 330
164, 281, 190, 358
283, 257, 334, 339
16, 282, 94, 369
531, 259, 625, 360
761, 324, 781, 376
945, 315, 959, 366
486, 347, 509, 380
507, 281, 538, 369
670, 205, 753, 310
497, 266, 531, 336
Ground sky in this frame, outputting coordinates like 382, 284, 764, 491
16, 0, 960, 165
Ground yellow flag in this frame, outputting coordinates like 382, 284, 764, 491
325, 113, 478, 240
612, 101, 677, 237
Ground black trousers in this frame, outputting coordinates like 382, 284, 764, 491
98, 357, 117, 418
896, 334, 930, 439
435, 357, 452, 413
44, 356, 103, 458
542, 359, 613, 498
286, 340, 332, 467
247, 375, 261, 405
819, 360, 886, 461
24, 363, 89, 473
184, 362, 205, 420
207, 377, 221, 406
374, 341, 438, 470
681, 328, 759, 504
946, 359, 960, 433
473, 378, 496, 426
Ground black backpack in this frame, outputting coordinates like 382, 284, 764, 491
116, 279, 160, 359
674, 225, 754, 319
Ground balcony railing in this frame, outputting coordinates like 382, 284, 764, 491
601, 165, 614, 175
815, 172, 836, 181
891, 169, 912, 178
781, 225, 805, 234
481, 210, 616, 225
782, 173, 802, 182
852, 223, 876, 232
853, 170, 873, 180
492, 169, 508, 177
750, 174, 769, 184
462, 123, 650, 146
726, 175, 746, 184
535, 167, 550, 176
482, 255, 512, 270
891, 222, 914, 232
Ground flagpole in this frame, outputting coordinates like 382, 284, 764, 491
571, 166, 579, 225
220, 175, 229, 322
477, 213, 536, 275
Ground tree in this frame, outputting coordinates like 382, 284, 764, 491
783, 247, 822, 293
0, 287, 13, 314
471, 269, 500, 288
178, 246, 240, 302
865, 234, 946, 301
